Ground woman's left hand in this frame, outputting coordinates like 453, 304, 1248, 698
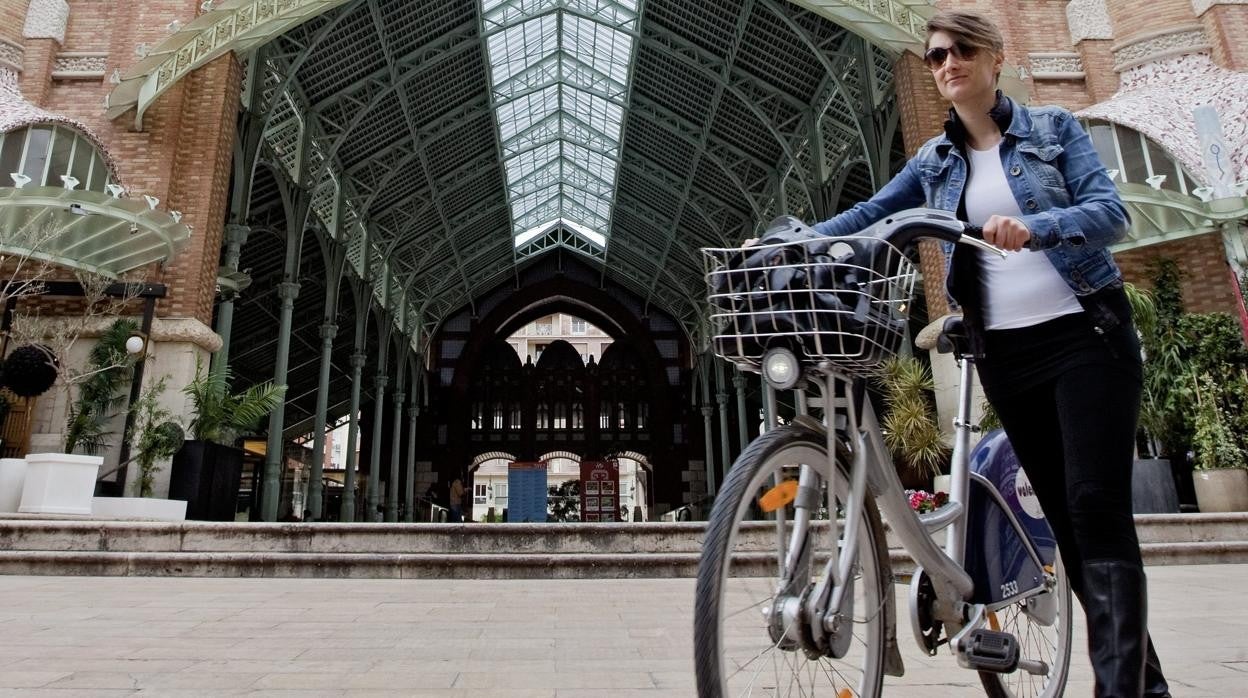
982, 215, 1032, 252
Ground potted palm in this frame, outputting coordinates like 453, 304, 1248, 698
90, 376, 188, 520
875, 356, 951, 491
168, 361, 284, 520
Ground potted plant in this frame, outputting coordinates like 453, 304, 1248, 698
169, 361, 284, 521
1125, 279, 1181, 513
89, 375, 188, 520
1189, 372, 1248, 512
875, 356, 951, 491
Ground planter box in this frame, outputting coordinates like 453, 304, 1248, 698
1132, 458, 1180, 514
0, 458, 27, 513
90, 497, 187, 521
18, 453, 103, 515
169, 440, 244, 521
1193, 468, 1248, 513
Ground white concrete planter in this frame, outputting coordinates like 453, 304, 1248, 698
91, 497, 187, 521
0, 458, 28, 513
932, 474, 952, 496
1193, 468, 1248, 513
18, 453, 103, 515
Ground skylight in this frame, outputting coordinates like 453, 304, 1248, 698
481, 0, 639, 252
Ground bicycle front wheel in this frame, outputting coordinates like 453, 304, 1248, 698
979, 555, 1074, 698
694, 425, 888, 697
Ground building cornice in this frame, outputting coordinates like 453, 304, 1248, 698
1113, 25, 1211, 72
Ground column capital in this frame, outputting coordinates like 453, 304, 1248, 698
374, 374, 389, 390
224, 223, 251, 246
701, 405, 714, 418
732, 372, 746, 390
276, 282, 301, 301
716, 390, 729, 404
407, 406, 421, 419
349, 352, 367, 370
319, 323, 339, 340
392, 391, 406, 403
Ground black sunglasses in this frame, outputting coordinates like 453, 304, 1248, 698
923, 41, 979, 71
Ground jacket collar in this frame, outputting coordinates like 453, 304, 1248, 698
935, 91, 1031, 156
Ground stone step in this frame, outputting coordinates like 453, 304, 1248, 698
1, 541, 1244, 580
2, 513, 1242, 556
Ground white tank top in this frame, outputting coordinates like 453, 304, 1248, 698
965, 143, 1084, 330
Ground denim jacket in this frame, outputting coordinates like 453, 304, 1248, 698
812, 94, 1131, 311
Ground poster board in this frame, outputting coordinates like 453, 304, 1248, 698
579, 460, 620, 522
507, 461, 548, 523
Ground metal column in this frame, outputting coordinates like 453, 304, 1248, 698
367, 371, 388, 522
210, 224, 249, 378
733, 369, 750, 452
387, 354, 407, 522
307, 322, 337, 521
260, 281, 300, 521
341, 351, 366, 522
715, 360, 732, 475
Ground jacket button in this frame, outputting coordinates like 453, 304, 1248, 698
1010, 165, 1022, 176
1026, 199, 1038, 210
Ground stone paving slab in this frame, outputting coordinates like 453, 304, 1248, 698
0, 565, 1243, 696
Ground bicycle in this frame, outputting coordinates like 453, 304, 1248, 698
694, 209, 1073, 697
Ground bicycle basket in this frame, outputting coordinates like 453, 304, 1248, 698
703, 220, 917, 372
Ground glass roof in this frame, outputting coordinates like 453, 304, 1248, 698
482, 0, 638, 251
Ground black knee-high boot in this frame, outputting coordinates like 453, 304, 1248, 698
1143, 636, 1171, 698
1082, 560, 1147, 697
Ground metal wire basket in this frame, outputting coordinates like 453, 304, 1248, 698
703, 235, 918, 373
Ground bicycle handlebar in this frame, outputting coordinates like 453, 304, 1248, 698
870, 208, 1007, 258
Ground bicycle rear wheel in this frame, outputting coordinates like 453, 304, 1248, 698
979, 555, 1073, 697
693, 425, 888, 697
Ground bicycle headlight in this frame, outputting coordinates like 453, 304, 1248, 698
762, 347, 800, 390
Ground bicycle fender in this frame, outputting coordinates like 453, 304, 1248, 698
963, 429, 1060, 605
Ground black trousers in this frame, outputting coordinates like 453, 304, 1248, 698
977, 309, 1145, 594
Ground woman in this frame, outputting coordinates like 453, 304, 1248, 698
811, 11, 1168, 697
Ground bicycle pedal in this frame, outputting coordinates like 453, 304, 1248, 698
957, 628, 1019, 674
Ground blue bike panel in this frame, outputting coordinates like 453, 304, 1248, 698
964, 429, 1060, 604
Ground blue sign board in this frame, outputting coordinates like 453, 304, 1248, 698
507, 462, 548, 523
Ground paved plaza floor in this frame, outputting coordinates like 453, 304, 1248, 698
0, 564, 1243, 696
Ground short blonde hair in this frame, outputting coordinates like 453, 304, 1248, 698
924, 10, 1005, 54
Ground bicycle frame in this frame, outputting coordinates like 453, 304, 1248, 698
766, 351, 1060, 659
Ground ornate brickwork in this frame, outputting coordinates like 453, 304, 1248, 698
0, 38, 21, 73
22, 0, 70, 44
52, 52, 107, 79
1113, 25, 1212, 70
1079, 53, 1248, 184
1029, 52, 1086, 79
1193, 0, 1248, 16
1067, 0, 1114, 43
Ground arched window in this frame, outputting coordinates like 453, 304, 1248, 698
0, 125, 113, 192
600, 406, 611, 429
637, 402, 648, 429
553, 402, 567, 430
617, 401, 628, 430
571, 402, 583, 430
1081, 120, 1200, 196
509, 402, 521, 430
536, 402, 549, 429
492, 402, 504, 430
471, 402, 484, 430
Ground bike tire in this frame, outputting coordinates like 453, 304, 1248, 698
693, 424, 888, 697
978, 554, 1074, 698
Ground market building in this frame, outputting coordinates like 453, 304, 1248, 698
0, 0, 1244, 521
